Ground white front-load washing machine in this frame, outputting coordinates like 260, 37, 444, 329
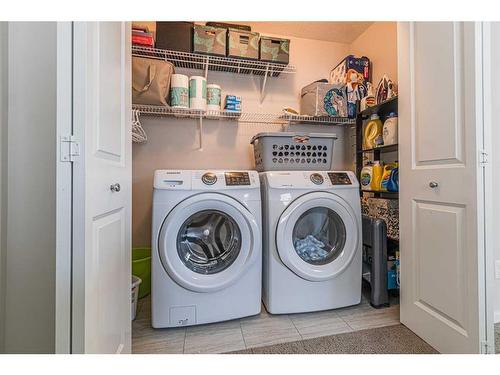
152, 170, 262, 328
260, 170, 362, 314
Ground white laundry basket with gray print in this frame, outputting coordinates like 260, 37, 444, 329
250, 132, 337, 172
131, 275, 142, 321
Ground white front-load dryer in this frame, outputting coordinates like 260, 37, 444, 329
152, 170, 262, 328
260, 170, 362, 314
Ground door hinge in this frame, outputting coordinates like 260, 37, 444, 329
479, 149, 489, 167
481, 340, 492, 354
60, 135, 80, 162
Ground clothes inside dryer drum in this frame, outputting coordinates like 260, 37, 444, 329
292, 207, 346, 265
177, 209, 242, 274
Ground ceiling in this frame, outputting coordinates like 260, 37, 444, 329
241, 22, 374, 44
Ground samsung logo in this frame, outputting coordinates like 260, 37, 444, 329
165, 171, 181, 175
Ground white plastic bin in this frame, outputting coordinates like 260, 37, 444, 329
131, 275, 142, 321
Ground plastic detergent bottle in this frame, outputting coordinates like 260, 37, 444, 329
360, 163, 373, 191
387, 164, 399, 192
383, 112, 398, 146
380, 163, 396, 191
371, 161, 383, 191
363, 114, 383, 149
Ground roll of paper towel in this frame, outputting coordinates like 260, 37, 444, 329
207, 84, 222, 112
189, 76, 207, 111
170, 74, 189, 109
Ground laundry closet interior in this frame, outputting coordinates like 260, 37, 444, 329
129, 21, 404, 354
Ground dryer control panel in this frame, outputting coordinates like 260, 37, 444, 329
263, 170, 358, 189
327, 172, 352, 185
153, 170, 259, 190
224, 172, 251, 186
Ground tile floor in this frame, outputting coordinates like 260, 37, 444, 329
132, 291, 400, 354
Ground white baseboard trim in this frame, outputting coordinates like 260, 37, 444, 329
495, 311, 500, 324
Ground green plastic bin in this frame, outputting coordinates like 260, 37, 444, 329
132, 247, 151, 299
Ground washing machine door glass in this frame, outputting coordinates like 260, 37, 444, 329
177, 210, 241, 275
292, 207, 346, 265
158, 193, 260, 293
276, 191, 360, 281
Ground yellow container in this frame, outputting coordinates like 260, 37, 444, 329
380, 163, 397, 191
363, 114, 383, 149
371, 161, 383, 191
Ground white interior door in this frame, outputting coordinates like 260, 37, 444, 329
72, 22, 132, 354
398, 22, 486, 353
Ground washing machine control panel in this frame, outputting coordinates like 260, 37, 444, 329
225, 172, 251, 186
327, 172, 352, 185
310, 173, 324, 185
201, 172, 217, 185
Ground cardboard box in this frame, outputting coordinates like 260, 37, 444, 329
227, 29, 260, 60
300, 82, 348, 117
193, 25, 226, 56
330, 55, 371, 118
259, 36, 290, 64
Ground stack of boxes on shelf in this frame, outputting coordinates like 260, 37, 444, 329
224, 95, 242, 113
299, 55, 371, 119
152, 22, 290, 65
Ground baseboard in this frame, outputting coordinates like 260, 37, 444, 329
494, 311, 500, 324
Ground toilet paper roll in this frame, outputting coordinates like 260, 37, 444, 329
189, 76, 207, 111
170, 74, 189, 109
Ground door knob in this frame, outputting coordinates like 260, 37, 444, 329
429, 181, 438, 188
110, 183, 121, 192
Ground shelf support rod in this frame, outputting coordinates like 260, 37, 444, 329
198, 115, 203, 151
204, 56, 209, 79
260, 64, 270, 104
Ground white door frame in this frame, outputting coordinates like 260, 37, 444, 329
479, 21, 496, 354
55, 21, 73, 354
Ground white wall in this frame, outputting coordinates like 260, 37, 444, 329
491, 23, 500, 324
0, 21, 7, 354
3, 22, 57, 353
132, 31, 351, 246
350, 22, 398, 86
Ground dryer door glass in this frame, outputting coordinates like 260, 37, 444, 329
292, 207, 346, 265
177, 209, 241, 274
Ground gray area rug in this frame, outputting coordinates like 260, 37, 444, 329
230, 324, 438, 354
495, 323, 500, 354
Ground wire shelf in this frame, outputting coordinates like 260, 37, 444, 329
284, 114, 355, 126
132, 46, 296, 77
132, 105, 354, 126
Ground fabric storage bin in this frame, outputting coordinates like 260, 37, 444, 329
132, 56, 174, 106
250, 132, 337, 172
155, 22, 194, 52
259, 36, 290, 64
227, 29, 260, 60
363, 197, 399, 241
300, 81, 348, 117
193, 25, 226, 56
206, 22, 251, 31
